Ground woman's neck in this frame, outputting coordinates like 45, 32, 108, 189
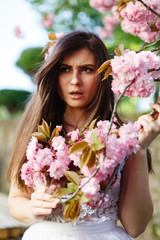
63, 108, 85, 132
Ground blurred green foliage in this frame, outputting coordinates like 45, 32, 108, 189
16, 47, 44, 79
0, 89, 31, 114
26, 0, 102, 33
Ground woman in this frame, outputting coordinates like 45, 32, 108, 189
7, 31, 160, 240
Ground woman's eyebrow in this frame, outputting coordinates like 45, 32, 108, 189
60, 63, 96, 67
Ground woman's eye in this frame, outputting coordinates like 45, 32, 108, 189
59, 67, 69, 73
82, 67, 93, 73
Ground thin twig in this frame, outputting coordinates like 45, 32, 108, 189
148, 67, 160, 73
95, 164, 120, 211
136, 39, 160, 53
137, 0, 160, 18
61, 80, 135, 206
150, 47, 160, 53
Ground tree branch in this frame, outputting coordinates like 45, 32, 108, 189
61, 80, 135, 208
148, 67, 160, 73
136, 39, 160, 53
137, 0, 160, 18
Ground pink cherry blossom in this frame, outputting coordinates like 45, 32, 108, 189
118, 0, 160, 42
49, 160, 69, 180
41, 13, 54, 28
111, 50, 160, 97
100, 14, 119, 39
14, 26, 24, 38
26, 136, 43, 161
89, 0, 116, 13
81, 177, 100, 198
67, 129, 79, 141
52, 136, 66, 150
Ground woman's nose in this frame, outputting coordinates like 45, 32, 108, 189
71, 71, 81, 85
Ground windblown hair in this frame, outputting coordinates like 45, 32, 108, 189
7, 31, 115, 190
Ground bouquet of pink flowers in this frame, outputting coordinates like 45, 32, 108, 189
21, 118, 140, 223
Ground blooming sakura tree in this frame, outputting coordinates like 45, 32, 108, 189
89, 0, 160, 43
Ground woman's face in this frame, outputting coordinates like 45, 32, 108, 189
58, 48, 99, 113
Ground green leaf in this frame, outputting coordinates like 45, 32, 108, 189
51, 126, 61, 139
67, 182, 78, 193
114, 44, 124, 56
38, 125, 50, 138
65, 171, 80, 186
90, 129, 105, 151
79, 193, 90, 203
42, 119, 50, 136
80, 148, 96, 169
64, 198, 81, 223
53, 188, 73, 198
70, 141, 88, 154
89, 118, 98, 130
32, 132, 47, 142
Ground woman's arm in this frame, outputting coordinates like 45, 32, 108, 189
8, 183, 60, 224
119, 102, 160, 238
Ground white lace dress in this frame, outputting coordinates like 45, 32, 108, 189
22, 166, 134, 240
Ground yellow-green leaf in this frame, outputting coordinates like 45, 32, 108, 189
90, 129, 105, 151
89, 118, 98, 130
41, 41, 54, 55
42, 119, 50, 136
67, 182, 78, 193
65, 171, 80, 186
97, 60, 111, 75
38, 125, 50, 138
64, 199, 80, 224
79, 193, 90, 203
102, 65, 112, 81
32, 132, 47, 142
80, 148, 96, 169
51, 126, 61, 139
70, 141, 88, 154
114, 44, 124, 56
53, 188, 73, 198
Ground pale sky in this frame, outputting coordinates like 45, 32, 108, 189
1, 0, 47, 92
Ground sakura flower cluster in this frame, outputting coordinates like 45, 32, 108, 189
111, 50, 160, 97
119, 0, 160, 42
21, 134, 71, 188
100, 14, 120, 39
21, 119, 140, 209
89, 0, 116, 13
69, 120, 140, 207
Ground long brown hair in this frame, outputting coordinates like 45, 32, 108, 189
7, 31, 115, 189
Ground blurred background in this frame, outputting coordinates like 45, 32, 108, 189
0, 0, 160, 239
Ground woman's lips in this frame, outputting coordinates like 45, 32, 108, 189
69, 91, 83, 99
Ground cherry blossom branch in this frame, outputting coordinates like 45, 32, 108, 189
150, 47, 160, 53
95, 163, 120, 211
136, 39, 160, 53
61, 80, 136, 206
137, 0, 160, 18
148, 67, 160, 73
60, 164, 101, 204
105, 79, 135, 142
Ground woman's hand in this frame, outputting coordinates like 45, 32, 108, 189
137, 100, 160, 149
30, 185, 60, 222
